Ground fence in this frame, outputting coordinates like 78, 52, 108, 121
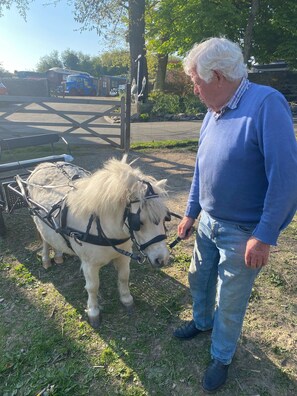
0, 84, 131, 151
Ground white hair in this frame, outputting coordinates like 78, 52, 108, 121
183, 37, 248, 83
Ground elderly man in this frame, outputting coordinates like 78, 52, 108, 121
174, 37, 297, 393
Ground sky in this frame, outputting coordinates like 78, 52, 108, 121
0, 1, 116, 73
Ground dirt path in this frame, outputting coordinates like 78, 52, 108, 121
75, 148, 197, 219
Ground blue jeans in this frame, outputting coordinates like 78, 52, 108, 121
189, 211, 261, 365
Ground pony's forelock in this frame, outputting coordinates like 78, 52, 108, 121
67, 157, 167, 218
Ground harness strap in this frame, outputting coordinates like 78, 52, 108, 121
57, 202, 75, 250
57, 216, 129, 247
139, 234, 167, 251
82, 214, 94, 242
95, 216, 142, 261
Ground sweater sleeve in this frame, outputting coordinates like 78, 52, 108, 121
185, 112, 210, 219
185, 151, 202, 219
252, 92, 297, 245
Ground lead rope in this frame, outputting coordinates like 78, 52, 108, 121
168, 211, 195, 249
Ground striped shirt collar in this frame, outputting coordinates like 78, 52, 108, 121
213, 77, 250, 119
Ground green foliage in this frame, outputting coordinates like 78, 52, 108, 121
0, 0, 30, 19
180, 94, 206, 114
98, 50, 129, 76
149, 91, 180, 116
269, 271, 286, 287
146, 0, 297, 81
139, 113, 150, 122
13, 263, 36, 287
35, 48, 129, 77
145, 91, 206, 118
36, 50, 63, 72
61, 49, 81, 70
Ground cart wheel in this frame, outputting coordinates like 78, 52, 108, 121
0, 211, 7, 237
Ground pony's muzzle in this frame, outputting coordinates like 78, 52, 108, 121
148, 247, 170, 268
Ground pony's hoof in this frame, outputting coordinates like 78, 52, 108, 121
42, 260, 52, 269
88, 314, 101, 329
54, 255, 64, 264
125, 302, 135, 315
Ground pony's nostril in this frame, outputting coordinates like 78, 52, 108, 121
155, 258, 164, 268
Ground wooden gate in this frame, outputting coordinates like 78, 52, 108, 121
0, 85, 131, 152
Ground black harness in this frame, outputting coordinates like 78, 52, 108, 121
16, 170, 173, 263
13, 165, 186, 263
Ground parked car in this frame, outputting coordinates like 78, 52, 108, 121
64, 74, 97, 96
0, 82, 8, 95
109, 88, 118, 97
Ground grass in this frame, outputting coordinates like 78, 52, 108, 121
0, 143, 296, 396
130, 139, 198, 152
0, 143, 72, 164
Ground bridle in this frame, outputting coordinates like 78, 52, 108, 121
122, 180, 168, 264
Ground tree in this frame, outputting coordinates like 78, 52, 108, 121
0, 63, 12, 76
36, 50, 63, 72
0, 0, 31, 19
128, 0, 147, 98
146, 0, 297, 90
251, 0, 297, 67
146, 0, 243, 90
243, 0, 260, 63
61, 49, 81, 70
98, 50, 130, 76
73, 0, 148, 100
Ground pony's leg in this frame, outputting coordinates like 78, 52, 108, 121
53, 250, 64, 264
113, 257, 134, 310
42, 240, 52, 269
81, 261, 101, 328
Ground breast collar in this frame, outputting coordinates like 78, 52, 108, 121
53, 200, 130, 250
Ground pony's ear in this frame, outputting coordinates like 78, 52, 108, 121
121, 154, 128, 163
129, 157, 139, 166
156, 179, 167, 189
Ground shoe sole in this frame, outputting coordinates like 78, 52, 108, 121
201, 382, 226, 394
173, 328, 212, 340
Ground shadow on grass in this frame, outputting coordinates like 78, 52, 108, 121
1, 148, 296, 395
0, 262, 121, 395
1, 208, 296, 396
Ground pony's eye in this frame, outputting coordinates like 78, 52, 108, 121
164, 212, 171, 222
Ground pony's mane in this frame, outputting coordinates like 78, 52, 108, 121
66, 156, 167, 218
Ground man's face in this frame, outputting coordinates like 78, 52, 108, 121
190, 70, 220, 110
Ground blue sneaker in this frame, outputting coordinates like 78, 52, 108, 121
202, 359, 230, 393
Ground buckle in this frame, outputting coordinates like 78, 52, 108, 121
70, 231, 83, 245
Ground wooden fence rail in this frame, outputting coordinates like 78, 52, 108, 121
0, 85, 131, 151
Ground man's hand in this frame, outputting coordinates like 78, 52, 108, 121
245, 237, 270, 268
178, 216, 195, 239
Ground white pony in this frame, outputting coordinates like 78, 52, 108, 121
23, 156, 170, 327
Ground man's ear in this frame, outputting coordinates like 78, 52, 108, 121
213, 70, 224, 86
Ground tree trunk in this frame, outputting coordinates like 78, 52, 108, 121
128, 0, 148, 101
154, 53, 168, 91
243, 0, 260, 64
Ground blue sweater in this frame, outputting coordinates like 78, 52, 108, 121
185, 82, 297, 245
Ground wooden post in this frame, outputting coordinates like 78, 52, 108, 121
120, 96, 126, 149
124, 83, 131, 153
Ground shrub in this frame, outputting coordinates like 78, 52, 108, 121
139, 113, 150, 121
149, 91, 180, 116
181, 95, 207, 115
